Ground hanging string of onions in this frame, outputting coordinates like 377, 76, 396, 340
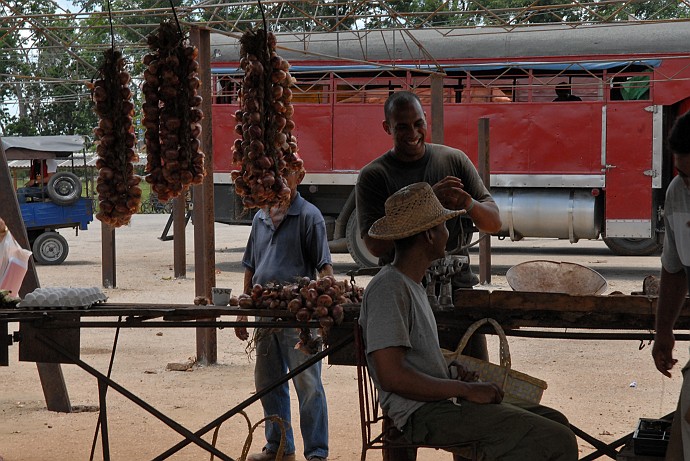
230, 29, 302, 209
143, 21, 205, 203
89, 48, 141, 228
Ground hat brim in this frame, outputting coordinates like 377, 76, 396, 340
368, 208, 464, 241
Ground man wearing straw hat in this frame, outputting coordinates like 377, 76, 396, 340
359, 182, 577, 460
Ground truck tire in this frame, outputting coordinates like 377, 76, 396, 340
603, 237, 662, 256
346, 212, 378, 268
32, 231, 69, 265
47, 172, 81, 205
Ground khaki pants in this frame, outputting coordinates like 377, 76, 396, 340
402, 399, 577, 461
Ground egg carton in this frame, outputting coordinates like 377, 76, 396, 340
18, 287, 108, 310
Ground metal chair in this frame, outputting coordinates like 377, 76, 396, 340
354, 322, 479, 461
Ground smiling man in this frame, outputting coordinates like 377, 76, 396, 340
355, 90, 501, 359
652, 110, 690, 458
356, 91, 501, 265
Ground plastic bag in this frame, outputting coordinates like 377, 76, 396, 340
0, 228, 32, 296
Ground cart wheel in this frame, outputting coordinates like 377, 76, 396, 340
346, 211, 378, 269
47, 172, 82, 205
32, 231, 69, 265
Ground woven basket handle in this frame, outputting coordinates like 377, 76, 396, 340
455, 318, 512, 370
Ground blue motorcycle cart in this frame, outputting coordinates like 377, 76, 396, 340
6, 136, 93, 265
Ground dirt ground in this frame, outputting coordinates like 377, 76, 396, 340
0, 214, 685, 461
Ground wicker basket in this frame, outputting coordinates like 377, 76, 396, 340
441, 318, 547, 404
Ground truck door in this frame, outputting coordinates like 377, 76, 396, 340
604, 102, 658, 240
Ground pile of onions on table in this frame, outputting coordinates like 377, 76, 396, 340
143, 21, 205, 203
230, 28, 302, 209
89, 48, 141, 228
234, 276, 363, 354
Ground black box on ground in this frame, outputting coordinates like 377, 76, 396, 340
633, 418, 672, 457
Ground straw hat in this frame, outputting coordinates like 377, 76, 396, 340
368, 182, 464, 240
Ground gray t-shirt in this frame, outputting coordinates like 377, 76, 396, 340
661, 176, 690, 289
359, 264, 450, 429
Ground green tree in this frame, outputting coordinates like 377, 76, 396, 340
0, 0, 97, 136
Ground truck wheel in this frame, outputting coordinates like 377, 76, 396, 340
346, 212, 378, 268
32, 232, 69, 265
47, 172, 81, 205
603, 237, 662, 256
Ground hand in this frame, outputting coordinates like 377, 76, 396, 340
448, 360, 479, 382
432, 176, 472, 211
652, 331, 678, 377
463, 382, 504, 404
234, 315, 249, 341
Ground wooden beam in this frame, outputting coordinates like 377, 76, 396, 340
101, 223, 116, 288
0, 137, 71, 412
449, 289, 676, 330
172, 195, 186, 278
190, 26, 217, 365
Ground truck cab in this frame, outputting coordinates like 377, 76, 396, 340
6, 136, 93, 265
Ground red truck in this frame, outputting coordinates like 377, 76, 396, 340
209, 22, 690, 267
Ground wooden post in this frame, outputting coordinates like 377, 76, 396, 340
477, 118, 491, 284
430, 74, 444, 144
172, 195, 186, 278
101, 223, 116, 288
190, 26, 217, 365
0, 138, 72, 412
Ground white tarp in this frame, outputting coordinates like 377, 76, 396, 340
2, 135, 85, 154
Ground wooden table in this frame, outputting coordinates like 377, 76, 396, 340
2, 290, 689, 460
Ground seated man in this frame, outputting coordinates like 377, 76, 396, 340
17, 159, 54, 202
359, 182, 578, 460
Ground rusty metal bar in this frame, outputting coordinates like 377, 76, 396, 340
477, 118, 491, 284
37, 334, 234, 461
96, 379, 111, 461
154, 332, 354, 460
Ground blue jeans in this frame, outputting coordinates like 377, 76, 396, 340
254, 327, 329, 459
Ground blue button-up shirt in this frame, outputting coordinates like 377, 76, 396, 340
243, 192, 332, 286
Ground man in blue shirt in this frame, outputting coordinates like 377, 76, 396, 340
235, 163, 333, 461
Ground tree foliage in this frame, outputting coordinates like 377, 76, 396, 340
0, 0, 688, 138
